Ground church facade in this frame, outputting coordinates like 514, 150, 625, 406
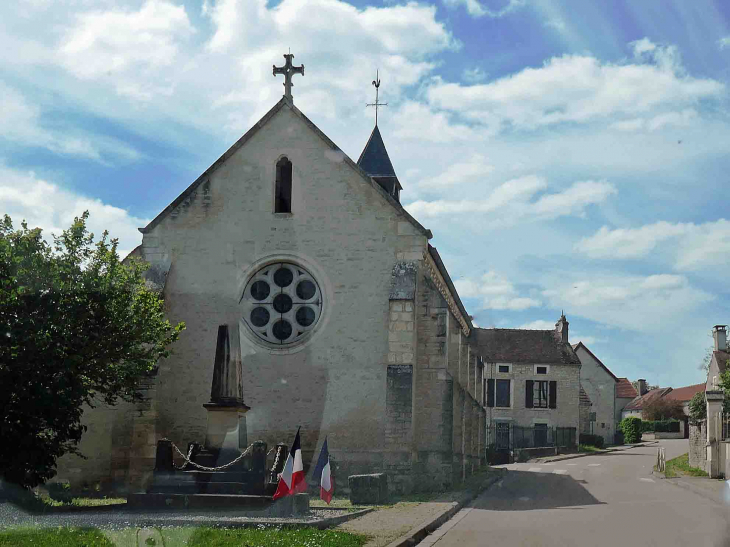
56, 85, 492, 494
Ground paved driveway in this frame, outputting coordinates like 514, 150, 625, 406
421, 441, 730, 547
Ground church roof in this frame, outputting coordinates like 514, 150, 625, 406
357, 125, 397, 177
139, 98, 430, 238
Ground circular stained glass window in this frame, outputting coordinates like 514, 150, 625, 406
241, 262, 323, 346
296, 280, 316, 300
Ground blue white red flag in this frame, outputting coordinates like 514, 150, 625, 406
273, 427, 306, 500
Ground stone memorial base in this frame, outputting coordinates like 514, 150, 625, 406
348, 473, 388, 505
128, 492, 309, 516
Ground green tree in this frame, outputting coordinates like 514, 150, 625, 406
642, 397, 685, 421
688, 392, 706, 425
0, 212, 184, 489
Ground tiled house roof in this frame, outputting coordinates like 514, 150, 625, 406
474, 328, 581, 364
616, 378, 638, 399
623, 387, 673, 411
664, 383, 705, 403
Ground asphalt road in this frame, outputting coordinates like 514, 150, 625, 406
422, 440, 730, 547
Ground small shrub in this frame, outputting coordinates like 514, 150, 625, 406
47, 482, 73, 504
619, 417, 642, 443
578, 434, 605, 448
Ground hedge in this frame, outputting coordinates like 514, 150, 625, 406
619, 416, 642, 443
641, 419, 680, 433
578, 433, 605, 449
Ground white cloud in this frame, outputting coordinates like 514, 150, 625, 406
575, 219, 730, 271
406, 178, 615, 222
544, 18, 566, 32
0, 166, 147, 258
426, 39, 724, 131
718, 36, 730, 50
57, 0, 195, 100
518, 320, 555, 330
542, 273, 713, 333
443, 0, 525, 18
391, 102, 479, 143
413, 154, 493, 191
0, 82, 140, 162
608, 109, 697, 132
455, 271, 541, 310
462, 67, 488, 83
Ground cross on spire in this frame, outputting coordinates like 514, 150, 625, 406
366, 70, 388, 126
273, 53, 304, 102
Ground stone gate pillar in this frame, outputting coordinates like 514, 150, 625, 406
705, 390, 724, 478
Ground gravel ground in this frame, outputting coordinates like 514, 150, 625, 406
0, 501, 350, 531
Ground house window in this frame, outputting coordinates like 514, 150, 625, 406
533, 380, 549, 408
498, 364, 510, 373
534, 365, 549, 375
496, 379, 510, 408
275, 157, 293, 213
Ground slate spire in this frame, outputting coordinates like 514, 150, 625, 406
357, 125, 402, 202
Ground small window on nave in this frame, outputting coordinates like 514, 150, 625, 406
275, 157, 292, 213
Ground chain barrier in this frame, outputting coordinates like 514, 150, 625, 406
173, 444, 195, 471
162, 438, 255, 472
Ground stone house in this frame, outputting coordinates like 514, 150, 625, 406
474, 315, 582, 454
689, 325, 730, 477
55, 74, 489, 494
571, 342, 618, 445
621, 386, 673, 420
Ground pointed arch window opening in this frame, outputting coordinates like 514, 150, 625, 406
275, 157, 293, 213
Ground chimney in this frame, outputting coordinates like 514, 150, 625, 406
555, 312, 569, 344
638, 379, 648, 396
713, 325, 727, 352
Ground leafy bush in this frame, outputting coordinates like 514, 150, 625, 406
688, 392, 707, 425
642, 397, 685, 421
47, 482, 73, 504
578, 434, 604, 448
641, 419, 680, 433
619, 416, 643, 443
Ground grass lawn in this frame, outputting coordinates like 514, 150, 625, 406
664, 453, 709, 478
578, 445, 602, 453
0, 526, 368, 547
0, 527, 116, 546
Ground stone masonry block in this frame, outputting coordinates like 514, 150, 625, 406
349, 473, 388, 505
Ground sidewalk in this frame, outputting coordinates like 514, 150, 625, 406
662, 475, 730, 505
529, 442, 656, 464
337, 469, 504, 547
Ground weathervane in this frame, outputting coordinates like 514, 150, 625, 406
273, 52, 304, 102
366, 70, 388, 126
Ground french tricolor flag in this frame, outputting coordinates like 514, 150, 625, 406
313, 437, 334, 504
272, 427, 307, 500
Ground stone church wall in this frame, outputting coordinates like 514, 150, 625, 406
57, 105, 439, 492
55, 104, 489, 494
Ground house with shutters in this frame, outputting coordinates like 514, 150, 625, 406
474, 314, 582, 453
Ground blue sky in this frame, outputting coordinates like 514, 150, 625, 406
2, 0, 729, 388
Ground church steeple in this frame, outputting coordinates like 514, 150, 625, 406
358, 72, 402, 202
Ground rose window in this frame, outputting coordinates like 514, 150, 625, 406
241, 262, 323, 345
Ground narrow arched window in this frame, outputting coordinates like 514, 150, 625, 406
275, 157, 292, 213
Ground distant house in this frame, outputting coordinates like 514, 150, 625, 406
572, 342, 618, 445
664, 383, 706, 415
615, 378, 638, 424
621, 386, 673, 420
476, 314, 582, 454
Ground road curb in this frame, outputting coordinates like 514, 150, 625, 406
537, 442, 656, 463
383, 471, 505, 547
